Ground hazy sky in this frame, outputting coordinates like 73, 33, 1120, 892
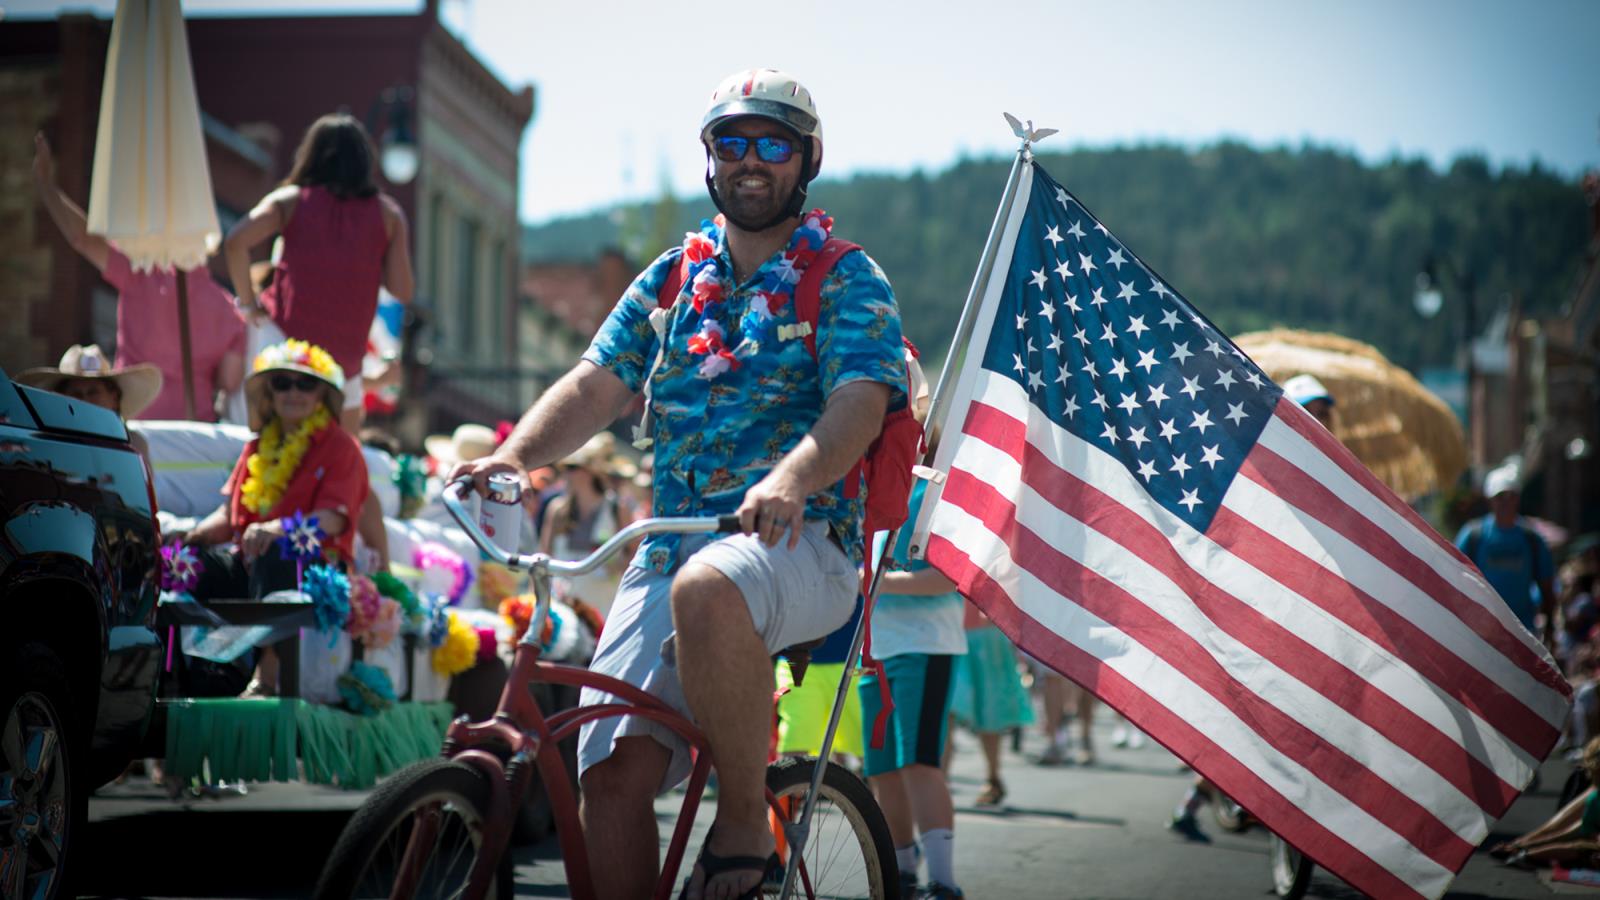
13, 0, 1599, 223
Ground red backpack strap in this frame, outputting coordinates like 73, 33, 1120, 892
655, 249, 692, 310
795, 238, 862, 359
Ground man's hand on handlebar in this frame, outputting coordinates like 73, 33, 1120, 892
447, 452, 527, 497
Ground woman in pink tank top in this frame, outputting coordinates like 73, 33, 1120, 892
224, 113, 415, 432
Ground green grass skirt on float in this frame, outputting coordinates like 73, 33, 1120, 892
162, 699, 454, 789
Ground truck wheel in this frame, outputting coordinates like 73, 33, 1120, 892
0, 643, 80, 900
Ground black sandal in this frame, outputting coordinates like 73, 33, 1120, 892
679, 827, 782, 900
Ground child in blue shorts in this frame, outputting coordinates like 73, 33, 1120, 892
859, 479, 967, 899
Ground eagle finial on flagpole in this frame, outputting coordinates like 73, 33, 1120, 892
1003, 112, 1058, 158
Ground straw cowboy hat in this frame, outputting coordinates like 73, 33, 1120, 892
560, 432, 635, 477
244, 338, 345, 431
425, 423, 500, 469
17, 344, 162, 418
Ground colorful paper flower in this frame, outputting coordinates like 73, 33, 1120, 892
431, 611, 481, 677
362, 597, 402, 649
160, 542, 203, 593
372, 570, 421, 618
337, 661, 396, 716
345, 574, 381, 637
475, 627, 498, 664
413, 542, 473, 605
499, 594, 535, 643
303, 563, 351, 636
276, 511, 325, 563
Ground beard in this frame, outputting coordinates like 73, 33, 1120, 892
712, 166, 796, 232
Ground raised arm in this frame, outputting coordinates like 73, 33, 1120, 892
33, 133, 109, 271
379, 195, 415, 303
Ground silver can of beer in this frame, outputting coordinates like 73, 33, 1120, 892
478, 471, 524, 556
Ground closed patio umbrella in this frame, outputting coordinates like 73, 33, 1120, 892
1236, 328, 1467, 502
86, 0, 220, 418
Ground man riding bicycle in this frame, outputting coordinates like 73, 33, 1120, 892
454, 68, 906, 900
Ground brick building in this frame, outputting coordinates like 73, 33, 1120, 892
1, 0, 534, 444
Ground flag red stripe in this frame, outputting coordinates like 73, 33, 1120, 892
926, 533, 1428, 900
1274, 397, 1469, 564
966, 400, 1539, 784
938, 463, 1475, 868
1241, 433, 1565, 697
1209, 504, 1552, 772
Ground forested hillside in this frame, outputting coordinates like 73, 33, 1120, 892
523, 142, 1590, 373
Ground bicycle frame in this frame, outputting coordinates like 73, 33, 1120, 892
414, 482, 818, 900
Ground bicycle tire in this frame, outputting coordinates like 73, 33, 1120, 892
765, 756, 899, 899
1268, 832, 1314, 900
1212, 794, 1252, 833
313, 758, 513, 900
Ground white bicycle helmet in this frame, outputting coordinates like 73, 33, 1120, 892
701, 69, 824, 226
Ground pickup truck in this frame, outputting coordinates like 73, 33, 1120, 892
0, 366, 163, 899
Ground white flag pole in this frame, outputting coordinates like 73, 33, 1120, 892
775, 115, 1051, 900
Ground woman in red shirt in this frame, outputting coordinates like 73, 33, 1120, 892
184, 339, 370, 694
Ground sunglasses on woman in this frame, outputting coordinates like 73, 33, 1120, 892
270, 373, 323, 393
711, 135, 796, 164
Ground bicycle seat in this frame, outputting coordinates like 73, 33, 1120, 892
776, 637, 826, 688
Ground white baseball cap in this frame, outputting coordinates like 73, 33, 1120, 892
1484, 465, 1519, 498
1283, 373, 1334, 407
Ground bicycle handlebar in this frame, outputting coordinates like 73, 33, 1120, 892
443, 477, 741, 575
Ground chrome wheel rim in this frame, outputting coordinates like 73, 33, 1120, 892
0, 692, 68, 900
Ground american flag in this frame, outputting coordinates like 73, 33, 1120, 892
912, 160, 1570, 899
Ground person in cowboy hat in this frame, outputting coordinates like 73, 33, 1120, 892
181, 339, 371, 694
17, 343, 161, 460
539, 433, 627, 615
425, 423, 501, 472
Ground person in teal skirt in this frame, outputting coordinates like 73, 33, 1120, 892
948, 604, 1033, 806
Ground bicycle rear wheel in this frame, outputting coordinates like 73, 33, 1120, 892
314, 758, 512, 900
765, 756, 898, 899
1268, 832, 1314, 900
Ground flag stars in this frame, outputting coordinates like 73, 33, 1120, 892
1117, 281, 1140, 302
1200, 445, 1224, 469
1046, 331, 1065, 353
1126, 425, 1150, 449
1244, 370, 1265, 389
1025, 337, 1037, 356
1062, 395, 1080, 419
1206, 339, 1226, 358
1108, 357, 1131, 381
1178, 488, 1202, 512
1224, 402, 1249, 425
1158, 419, 1179, 440
1055, 362, 1071, 386
1090, 287, 1109, 309
1170, 453, 1192, 477
1081, 358, 1100, 378
1099, 322, 1118, 345
1160, 309, 1183, 330
1100, 421, 1120, 445
1189, 409, 1214, 433
1079, 252, 1098, 276
1091, 391, 1110, 412
1015, 313, 1027, 330
1055, 186, 1071, 209
1067, 220, 1086, 240
1065, 294, 1082, 314
1027, 370, 1046, 391
1029, 267, 1048, 290
1094, 220, 1111, 236
1215, 369, 1237, 391
1135, 348, 1160, 373
1126, 315, 1149, 340
1146, 382, 1170, 407
1012, 353, 1026, 376
1118, 392, 1141, 414
1170, 342, 1194, 364
1045, 225, 1064, 247
1107, 247, 1128, 270
1074, 326, 1090, 347
1136, 458, 1159, 482
1179, 375, 1203, 400
1054, 258, 1073, 280
1152, 281, 1174, 300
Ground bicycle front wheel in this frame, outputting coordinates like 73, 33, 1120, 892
766, 756, 898, 899
314, 758, 512, 900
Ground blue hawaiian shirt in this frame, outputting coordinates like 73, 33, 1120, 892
583, 235, 906, 573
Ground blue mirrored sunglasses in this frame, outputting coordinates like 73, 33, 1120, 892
711, 135, 796, 164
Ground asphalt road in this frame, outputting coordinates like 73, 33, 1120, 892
82, 714, 1573, 899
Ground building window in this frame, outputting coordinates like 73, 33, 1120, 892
456, 217, 480, 357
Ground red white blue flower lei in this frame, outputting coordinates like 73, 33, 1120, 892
678, 209, 833, 379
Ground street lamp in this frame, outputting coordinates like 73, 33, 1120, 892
1414, 254, 1477, 450
369, 85, 418, 185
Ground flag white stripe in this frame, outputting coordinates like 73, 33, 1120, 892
969, 372, 1548, 765
1255, 416, 1541, 644
946, 428, 1498, 845
929, 499, 1456, 897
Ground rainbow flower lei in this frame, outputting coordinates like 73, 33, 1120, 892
240, 404, 333, 515
677, 209, 833, 379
